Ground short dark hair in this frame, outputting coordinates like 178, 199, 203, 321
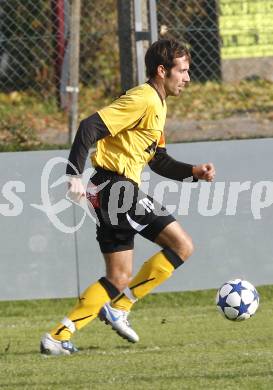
145, 39, 191, 78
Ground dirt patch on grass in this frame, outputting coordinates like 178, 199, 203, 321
166, 112, 273, 143
37, 112, 273, 147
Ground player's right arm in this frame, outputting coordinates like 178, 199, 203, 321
66, 112, 110, 176
66, 112, 110, 200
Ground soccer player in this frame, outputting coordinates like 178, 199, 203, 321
41, 39, 215, 355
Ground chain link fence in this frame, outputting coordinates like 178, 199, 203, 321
0, 0, 273, 149
157, 0, 273, 82
0, 0, 120, 148
0, 1, 52, 93
158, 0, 221, 81
0, 0, 120, 96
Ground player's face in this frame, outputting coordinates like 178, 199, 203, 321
164, 56, 190, 97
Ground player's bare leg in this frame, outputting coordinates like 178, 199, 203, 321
110, 221, 193, 310
40, 253, 128, 355
154, 221, 194, 260
104, 249, 134, 291
98, 250, 140, 342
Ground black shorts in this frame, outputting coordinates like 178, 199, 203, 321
87, 167, 176, 253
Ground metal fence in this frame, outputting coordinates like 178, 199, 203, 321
0, 0, 273, 146
0, 0, 120, 144
157, 0, 221, 81
0, 0, 120, 96
157, 0, 273, 82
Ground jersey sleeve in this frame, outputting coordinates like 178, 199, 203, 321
98, 91, 148, 136
66, 112, 110, 175
149, 139, 196, 181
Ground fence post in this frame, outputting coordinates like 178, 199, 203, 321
68, 0, 81, 144
51, 0, 65, 108
134, 0, 147, 85
149, 0, 158, 44
133, 0, 158, 85
117, 0, 136, 91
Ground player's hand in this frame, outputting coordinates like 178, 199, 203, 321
192, 163, 216, 182
67, 176, 86, 203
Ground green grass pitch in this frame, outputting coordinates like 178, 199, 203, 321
1, 286, 273, 390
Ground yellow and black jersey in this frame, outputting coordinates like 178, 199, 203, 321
92, 83, 167, 184
66, 83, 194, 183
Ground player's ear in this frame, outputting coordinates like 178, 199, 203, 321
157, 65, 165, 79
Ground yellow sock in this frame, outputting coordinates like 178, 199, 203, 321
50, 278, 119, 341
112, 251, 176, 312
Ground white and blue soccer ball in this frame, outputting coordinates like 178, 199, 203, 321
216, 279, 259, 321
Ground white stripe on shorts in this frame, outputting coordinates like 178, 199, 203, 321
126, 213, 148, 232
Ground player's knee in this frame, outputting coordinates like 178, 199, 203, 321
177, 236, 194, 261
186, 236, 194, 259
107, 272, 131, 291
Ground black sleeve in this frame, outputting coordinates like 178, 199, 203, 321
66, 112, 110, 175
148, 147, 197, 182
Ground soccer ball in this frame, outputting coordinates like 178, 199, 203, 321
216, 279, 259, 321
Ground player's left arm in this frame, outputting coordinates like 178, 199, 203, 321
149, 146, 215, 182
